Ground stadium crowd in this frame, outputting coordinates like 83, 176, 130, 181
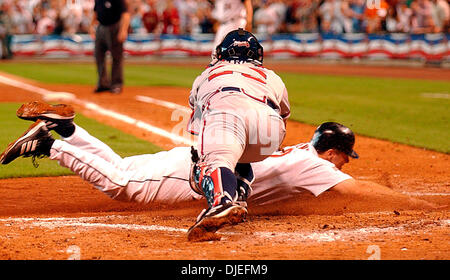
0, 0, 449, 58
1, 0, 449, 35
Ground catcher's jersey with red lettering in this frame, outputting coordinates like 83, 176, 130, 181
188, 61, 290, 135
249, 143, 352, 205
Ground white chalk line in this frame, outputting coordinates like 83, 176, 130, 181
0, 215, 186, 233
253, 219, 450, 243
421, 93, 450, 99
135, 95, 191, 114
0, 73, 194, 146
402, 191, 450, 196
0, 215, 448, 243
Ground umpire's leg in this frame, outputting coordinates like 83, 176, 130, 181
94, 24, 110, 89
109, 22, 124, 92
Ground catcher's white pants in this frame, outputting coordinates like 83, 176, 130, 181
198, 93, 286, 172
49, 125, 201, 204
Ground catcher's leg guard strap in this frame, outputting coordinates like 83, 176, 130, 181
201, 167, 237, 207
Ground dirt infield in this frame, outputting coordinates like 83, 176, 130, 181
0, 62, 448, 260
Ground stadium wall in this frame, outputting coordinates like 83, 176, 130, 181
10, 33, 450, 61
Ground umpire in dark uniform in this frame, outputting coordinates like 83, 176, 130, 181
90, 0, 130, 94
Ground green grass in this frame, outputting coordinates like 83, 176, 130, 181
0, 103, 162, 178
0, 62, 448, 153
283, 73, 450, 153
0, 62, 199, 87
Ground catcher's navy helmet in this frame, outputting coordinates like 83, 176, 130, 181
311, 122, 359, 159
215, 28, 263, 65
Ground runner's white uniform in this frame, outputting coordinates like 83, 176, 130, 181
50, 125, 202, 203
250, 143, 352, 205
49, 125, 350, 205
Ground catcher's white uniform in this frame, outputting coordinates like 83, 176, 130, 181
187, 60, 290, 171
211, 0, 251, 54
49, 125, 351, 205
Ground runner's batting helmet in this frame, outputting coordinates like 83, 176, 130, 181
311, 122, 359, 159
215, 28, 263, 65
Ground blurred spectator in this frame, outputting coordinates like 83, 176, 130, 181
411, 0, 436, 33
269, 0, 288, 32
176, 0, 198, 34
294, 0, 320, 32
285, 0, 302, 32
36, 6, 56, 35
142, 0, 160, 33
253, 0, 280, 35
60, 0, 84, 35
162, 0, 180, 34
10, 1, 34, 34
46, 0, 60, 22
210, 0, 252, 56
340, 0, 356, 32
319, 0, 350, 33
385, 4, 399, 31
396, 0, 413, 32
364, 0, 389, 33
430, 0, 450, 32
2, 0, 449, 37
348, 0, 366, 32
52, 11, 65, 35
129, 2, 146, 34
79, 4, 95, 33
0, 0, 13, 59
31, 2, 42, 30
195, 0, 214, 34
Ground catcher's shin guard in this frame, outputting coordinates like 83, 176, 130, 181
201, 167, 238, 207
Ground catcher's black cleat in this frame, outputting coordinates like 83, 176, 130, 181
16, 101, 75, 137
0, 120, 55, 165
236, 184, 252, 208
187, 202, 247, 241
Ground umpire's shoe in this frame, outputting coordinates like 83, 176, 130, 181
0, 120, 54, 165
187, 202, 247, 241
16, 101, 75, 137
